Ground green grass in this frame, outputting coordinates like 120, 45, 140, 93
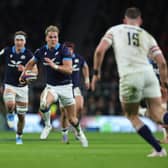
0, 131, 167, 168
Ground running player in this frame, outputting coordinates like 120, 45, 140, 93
19, 25, 88, 147
0, 31, 37, 144
91, 7, 168, 157
60, 42, 90, 143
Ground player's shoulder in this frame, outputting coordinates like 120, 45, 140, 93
34, 45, 45, 54
0, 46, 11, 55
24, 48, 34, 57
110, 24, 125, 30
25, 48, 33, 54
60, 43, 72, 56
76, 53, 85, 61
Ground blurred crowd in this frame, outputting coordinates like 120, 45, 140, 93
0, 0, 168, 116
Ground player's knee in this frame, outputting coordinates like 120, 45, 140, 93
6, 102, 15, 112
40, 102, 50, 113
40, 97, 49, 112
68, 116, 77, 125
77, 104, 83, 113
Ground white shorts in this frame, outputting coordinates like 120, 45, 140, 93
44, 84, 75, 107
3, 84, 28, 103
59, 86, 82, 107
119, 70, 161, 103
73, 87, 82, 96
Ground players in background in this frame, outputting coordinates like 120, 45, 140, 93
91, 7, 168, 157
0, 31, 37, 144
60, 42, 90, 143
139, 58, 168, 143
19, 25, 88, 147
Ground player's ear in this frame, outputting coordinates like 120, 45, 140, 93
137, 16, 143, 26
45, 36, 47, 42
123, 17, 126, 24
139, 17, 143, 26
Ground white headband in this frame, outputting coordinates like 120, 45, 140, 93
15, 35, 26, 42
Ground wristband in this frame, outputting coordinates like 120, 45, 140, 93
85, 77, 90, 84
54, 64, 59, 70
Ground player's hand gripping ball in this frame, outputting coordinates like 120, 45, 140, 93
22, 70, 37, 84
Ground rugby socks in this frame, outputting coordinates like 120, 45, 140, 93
163, 112, 168, 125
71, 121, 80, 133
40, 108, 51, 127
137, 125, 162, 152
16, 131, 22, 137
61, 128, 69, 135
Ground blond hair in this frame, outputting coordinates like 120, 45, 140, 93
45, 25, 60, 36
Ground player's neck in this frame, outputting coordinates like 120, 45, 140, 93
15, 48, 22, 54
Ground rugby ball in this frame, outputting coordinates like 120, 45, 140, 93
22, 71, 37, 84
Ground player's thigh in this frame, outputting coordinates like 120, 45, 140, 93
119, 73, 143, 103
121, 102, 139, 116
15, 86, 28, 103
143, 70, 161, 99
15, 86, 29, 114
58, 84, 75, 107
40, 86, 55, 107
3, 84, 16, 107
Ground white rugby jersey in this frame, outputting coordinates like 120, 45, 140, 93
102, 24, 162, 77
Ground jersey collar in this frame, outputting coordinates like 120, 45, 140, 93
12, 46, 26, 54
45, 43, 60, 50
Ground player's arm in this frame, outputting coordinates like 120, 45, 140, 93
148, 36, 168, 89
152, 53, 168, 88
44, 57, 72, 75
19, 57, 37, 83
82, 62, 90, 89
91, 33, 112, 91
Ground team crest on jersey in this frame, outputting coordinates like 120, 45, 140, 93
20, 55, 26, 59
75, 59, 79, 63
10, 54, 13, 58
44, 52, 47, 56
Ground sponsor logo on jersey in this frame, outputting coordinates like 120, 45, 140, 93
20, 55, 26, 59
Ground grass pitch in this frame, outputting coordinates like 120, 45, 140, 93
0, 131, 167, 168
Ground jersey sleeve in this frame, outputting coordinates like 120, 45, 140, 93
102, 27, 113, 45
62, 46, 72, 61
147, 34, 162, 58
0, 48, 6, 56
80, 55, 87, 68
33, 48, 41, 63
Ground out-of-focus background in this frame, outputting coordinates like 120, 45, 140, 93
0, 0, 168, 132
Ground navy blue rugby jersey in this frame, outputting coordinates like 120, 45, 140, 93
0, 46, 34, 86
72, 53, 87, 88
34, 43, 72, 86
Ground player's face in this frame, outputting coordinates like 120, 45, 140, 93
14, 39, 26, 50
46, 31, 59, 48
67, 47, 74, 55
